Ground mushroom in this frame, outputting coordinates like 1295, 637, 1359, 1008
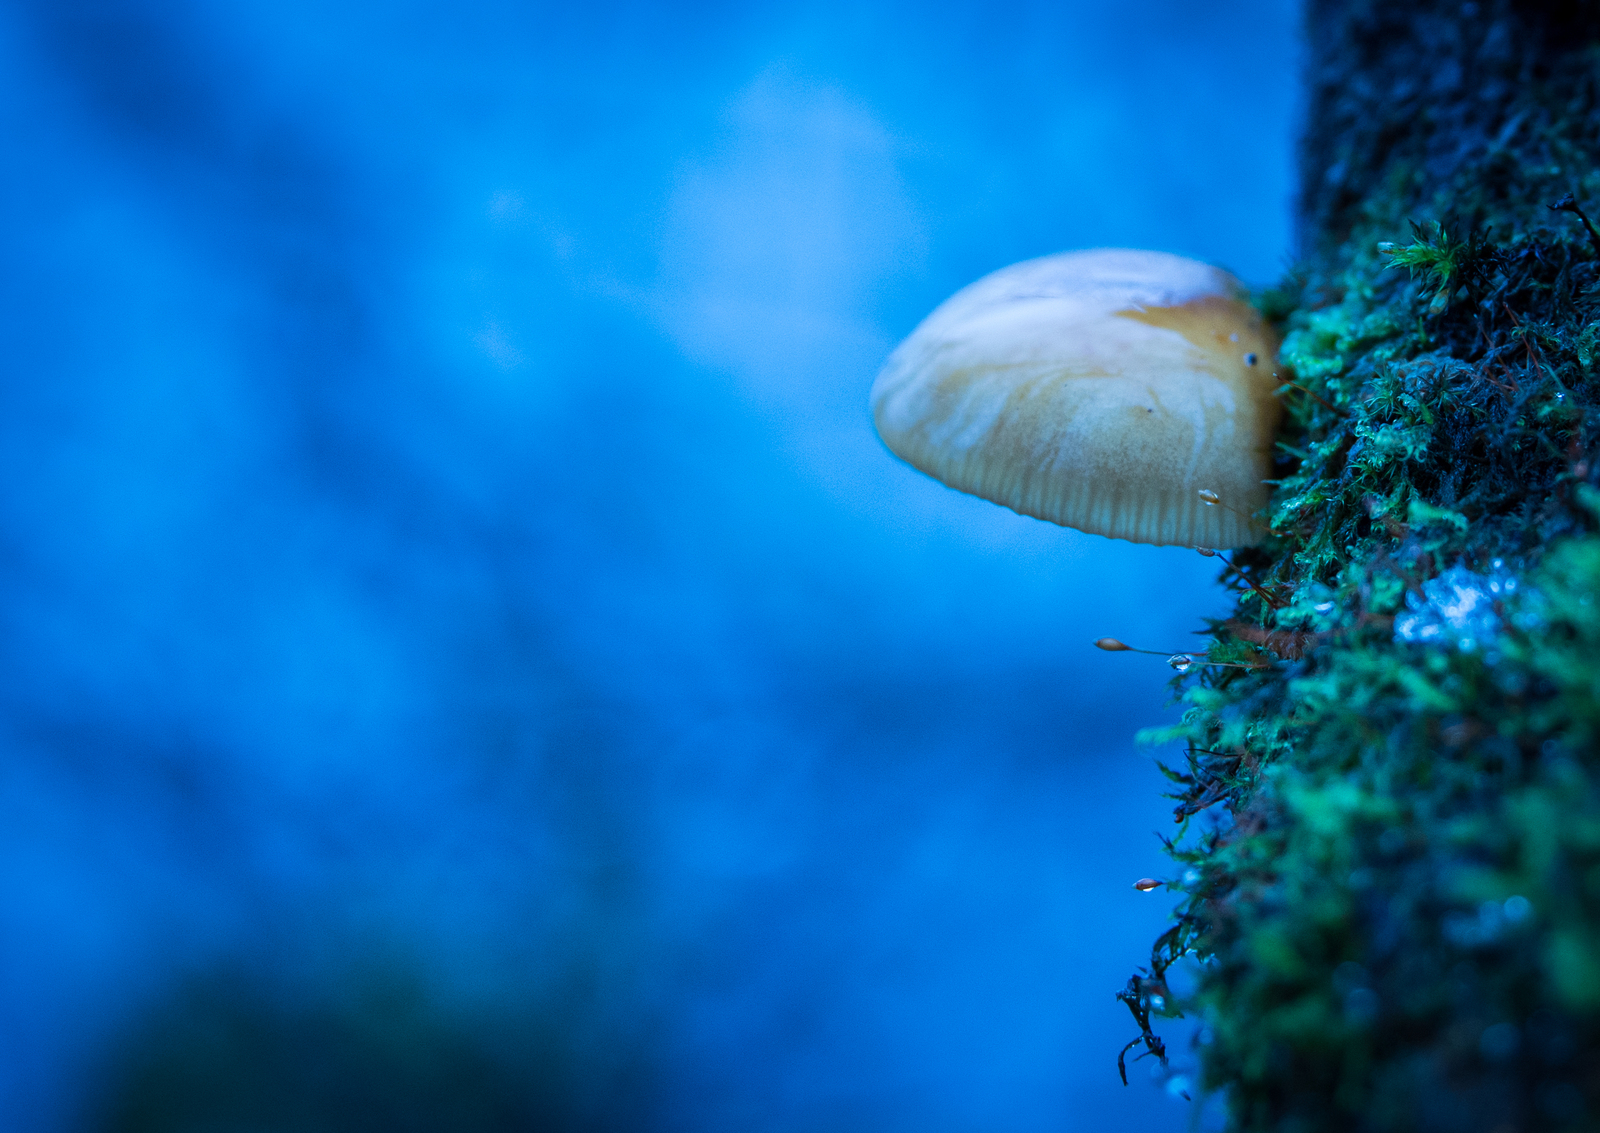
870, 249, 1282, 548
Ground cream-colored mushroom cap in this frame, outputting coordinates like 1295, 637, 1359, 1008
870, 249, 1282, 548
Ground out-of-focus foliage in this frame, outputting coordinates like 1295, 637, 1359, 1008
1122, 8, 1600, 1130
91, 966, 648, 1133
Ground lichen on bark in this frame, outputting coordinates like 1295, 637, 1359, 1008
1121, 3, 1600, 1129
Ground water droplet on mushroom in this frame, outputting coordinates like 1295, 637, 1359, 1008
1168, 654, 1194, 672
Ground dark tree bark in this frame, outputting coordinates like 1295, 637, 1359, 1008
1301, 0, 1599, 254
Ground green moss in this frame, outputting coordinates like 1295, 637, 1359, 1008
1117, 10, 1600, 1130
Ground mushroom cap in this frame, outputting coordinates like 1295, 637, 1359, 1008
870, 249, 1282, 548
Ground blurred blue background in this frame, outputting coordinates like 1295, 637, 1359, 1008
0, 1, 1299, 1130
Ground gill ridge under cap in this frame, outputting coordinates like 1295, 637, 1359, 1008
869, 248, 1282, 549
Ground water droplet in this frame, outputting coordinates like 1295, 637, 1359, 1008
1133, 878, 1162, 892
1392, 562, 1527, 650
1314, 601, 1335, 613
1149, 995, 1166, 1011
1198, 489, 1220, 506
1244, 352, 1258, 366
1095, 637, 1131, 651
1168, 654, 1194, 672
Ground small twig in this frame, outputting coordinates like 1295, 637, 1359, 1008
1549, 193, 1600, 258
1503, 303, 1556, 386
1117, 1035, 1159, 1086
1210, 550, 1286, 610
1115, 975, 1170, 1085
1477, 354, 1517, 397
1276, 379, 1349, 418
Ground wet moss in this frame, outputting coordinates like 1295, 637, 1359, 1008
1121, 3, 1600, 1129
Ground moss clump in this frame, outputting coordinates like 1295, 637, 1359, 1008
1119, 5, 1600, 1129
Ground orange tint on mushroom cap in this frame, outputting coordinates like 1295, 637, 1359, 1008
870, 249, 1282, 548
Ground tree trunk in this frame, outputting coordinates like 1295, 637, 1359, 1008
1123, 3, 1600, 1129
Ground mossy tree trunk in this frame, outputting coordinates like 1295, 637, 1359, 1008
1122, 3, 1600, 1129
